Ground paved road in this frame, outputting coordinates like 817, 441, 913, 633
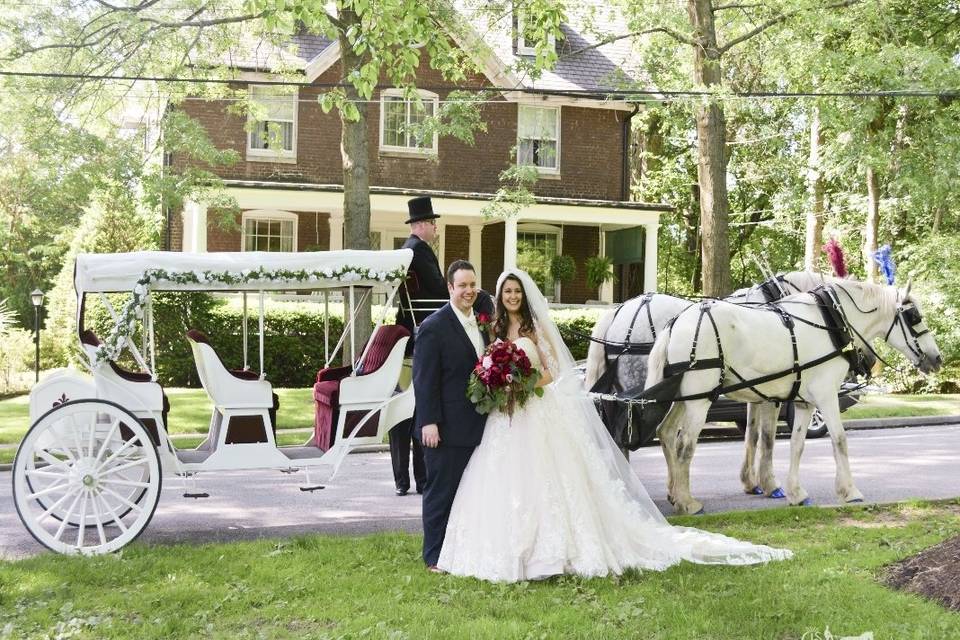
2, 424, 958, 560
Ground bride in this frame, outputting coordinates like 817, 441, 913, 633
436, 269, 792, 582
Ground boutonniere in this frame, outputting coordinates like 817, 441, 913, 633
476, 312, 492, 333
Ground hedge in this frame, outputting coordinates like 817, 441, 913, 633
84, 293, 603, 387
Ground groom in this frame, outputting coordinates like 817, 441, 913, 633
413, 259, 490, 570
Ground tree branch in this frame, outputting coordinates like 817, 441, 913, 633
713, 3, 766, 10
718, 0, 861, 54
562, 26, 697, 59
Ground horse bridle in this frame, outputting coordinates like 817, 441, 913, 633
884, 301, 931, 363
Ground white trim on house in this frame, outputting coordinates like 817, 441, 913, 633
517, 104, 561, 175
246, 85, 298, 163
516, 222, 562, 300
378, 89, 440, 156
304, 40, 340, 81
241, 209, 299, 252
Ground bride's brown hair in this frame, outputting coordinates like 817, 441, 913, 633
493, 274, 535, 340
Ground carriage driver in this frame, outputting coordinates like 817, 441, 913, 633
392, 197, 448, 496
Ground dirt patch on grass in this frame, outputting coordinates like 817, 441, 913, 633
884, 534, 960, 612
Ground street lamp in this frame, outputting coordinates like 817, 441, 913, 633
31, 289, 44, 383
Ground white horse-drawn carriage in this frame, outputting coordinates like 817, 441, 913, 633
13, 250, 416, 555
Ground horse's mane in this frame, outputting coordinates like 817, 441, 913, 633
832, 279, 898, 316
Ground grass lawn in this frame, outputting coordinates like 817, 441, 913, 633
843, 394, 960, 420
1, 501, 959, 639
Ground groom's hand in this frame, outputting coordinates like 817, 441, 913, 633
422, 424, 441, 448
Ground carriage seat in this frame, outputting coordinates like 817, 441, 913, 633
186, 329, 279, 443
79, 330, 169, 444
313, 325, 410, 451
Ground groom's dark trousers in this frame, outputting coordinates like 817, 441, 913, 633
413, 303, 489, 567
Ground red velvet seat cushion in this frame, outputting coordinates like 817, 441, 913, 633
357, 325, 410, 374
313, 380, 341, 451
316, 365, 352, 383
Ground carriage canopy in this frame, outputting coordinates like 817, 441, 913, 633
74, 249, 414, 296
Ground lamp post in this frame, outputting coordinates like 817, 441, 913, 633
31, 289, 44, 383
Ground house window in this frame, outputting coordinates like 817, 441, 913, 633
517, 226, 560, 300
518, 105, 560, 173
242, 211, 298, 252
516, 10, 557, 57
247, 85, 297, 161
379, 89, 439, 154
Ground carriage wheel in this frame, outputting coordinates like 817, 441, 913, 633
12, 399, 162, 555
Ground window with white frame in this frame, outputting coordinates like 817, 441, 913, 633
242, 211, 298, 252
379, 89, 439, 154
516, 9, 556, 57
517, 225, 560, 300
247, 85, 297, 160
517, 105, 560, 173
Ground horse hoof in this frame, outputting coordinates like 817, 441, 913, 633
847, 498, 864, 504
746, 486, 763, 495
769, 487, 786, 499
693, 508, 705, 515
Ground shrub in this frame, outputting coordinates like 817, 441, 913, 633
0, 328, 33, 394
550, 254, 577, 284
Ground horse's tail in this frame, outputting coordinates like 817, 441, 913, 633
645, 326, 671, 390
584, 308, 616, 389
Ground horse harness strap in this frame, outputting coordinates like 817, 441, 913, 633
660, 293, 857, 404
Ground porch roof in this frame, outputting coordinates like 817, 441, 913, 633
223, 180, 669, 228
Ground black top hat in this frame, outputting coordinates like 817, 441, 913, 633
406, 196, 441, 224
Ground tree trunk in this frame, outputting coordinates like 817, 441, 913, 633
932, 206, 943, 233
687, 0, 730, 296
338, 13, 373, 360
864, 166, 880, 282
640, 112, 663, 185
804, 107, 825, 270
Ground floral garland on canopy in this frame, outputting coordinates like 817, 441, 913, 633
93, 264, 408, 364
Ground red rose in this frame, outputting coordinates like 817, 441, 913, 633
477, 312, 491, 325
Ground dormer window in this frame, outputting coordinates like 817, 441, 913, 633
516, 9, 556, 57
247, 85, 297, 162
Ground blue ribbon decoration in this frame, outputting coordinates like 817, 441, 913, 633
873, 244, 896, 285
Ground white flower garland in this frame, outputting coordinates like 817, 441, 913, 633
94, 264, 407, 364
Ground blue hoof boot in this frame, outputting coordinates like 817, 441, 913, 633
769, 487, 786, 499
694, 508, 705, 515
800, 497, 813, 506
847, 498, 864, 503
747, 486, 763, 495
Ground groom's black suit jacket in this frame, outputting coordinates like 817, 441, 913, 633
412, 302, 490, 448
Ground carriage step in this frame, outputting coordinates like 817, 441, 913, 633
299, 485, 325, 492
183, 492, 210, 499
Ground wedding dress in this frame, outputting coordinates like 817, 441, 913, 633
436, 270, 792, 583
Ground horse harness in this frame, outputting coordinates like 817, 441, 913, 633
656, 284, 928, 405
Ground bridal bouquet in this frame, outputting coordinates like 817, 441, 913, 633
467, 339, 544, 416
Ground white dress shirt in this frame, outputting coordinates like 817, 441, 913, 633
452, 305, 484, 358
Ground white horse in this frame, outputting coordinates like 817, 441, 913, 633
645, 280, 942, 515
586, 271, 835, 495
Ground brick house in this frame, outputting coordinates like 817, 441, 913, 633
167, 5, 670, 303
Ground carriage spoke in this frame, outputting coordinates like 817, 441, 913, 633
25, 468, 71, 480
87, 414, 99, 459
99, 478, 151, 490
95, 493, 128, 534
27, 480, 73, 502
95, 436, 141, 472
76, 493, 88, 548
35, 448, 73, 472
93, 419, 121, 466
89, 492, 107, 547
101, 486, 144, 514
53, 492, 84, 542
38, 486, 81, 522
99, 457, 149, 477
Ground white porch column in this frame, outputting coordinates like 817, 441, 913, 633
599, 228, 614, 303
437, 220, 446, 268
184, 199, 207, 252
644, 223, 659, 292
503, 217, 518, 270
328, 209, 344, 251
468, 224, 484, 288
